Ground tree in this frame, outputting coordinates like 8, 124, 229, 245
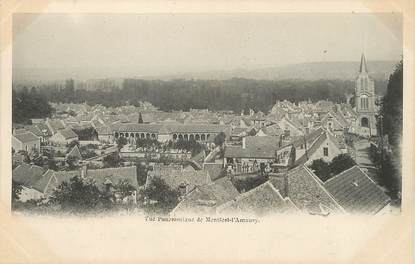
115, 179, 136, 200
116, 137, 128, 150
79, 145, 98, 159
48, 159, 58, 170
329, 154, 356, 176
12, 181, 22, 206
214, 132, 226, 146
35, 78, 361, 119
380, 60, 403, 149
66, 155, 79, 170
73, 127, 98, 141
32, 155, 45, 167
377, 60, 403, 200
231, 175, 268, 193
349, 95, 356, 108
138, 112, 144, 123
50, 176, 110, 212
259, 162, 266, 176
309, 159, 331, 182
247, 128, 257, 136
141, 177, 180, 213
378, 154, 400, 199
12, 87, 52, 124
136, 138, 159, 149
19, 151, 31, 163
172, 139, 203, 156
136, 161, 148, 186
103, 153, 122, 168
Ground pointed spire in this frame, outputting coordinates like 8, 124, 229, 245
359, 53, 368, 73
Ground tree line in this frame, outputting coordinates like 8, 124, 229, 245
12, 87, 53, 124
12, 174, 179, 215
26, 78, 365, 113
375, 60, 403, 202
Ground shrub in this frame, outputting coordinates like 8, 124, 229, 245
329, 154, 356, 175
309, 159, 331, 182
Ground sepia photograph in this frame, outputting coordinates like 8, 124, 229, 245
10, 13, 403, 217
1, 4, 413, 262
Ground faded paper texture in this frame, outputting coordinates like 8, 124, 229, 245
0, 0, 414, 263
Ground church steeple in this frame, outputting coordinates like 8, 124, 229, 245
359, 53, 368, 73
354, 53, 377, 137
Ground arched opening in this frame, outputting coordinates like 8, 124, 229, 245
115, 132, 119, 138
195, 134, 200, 140
178, 134, 183, 140
130, 133, 134, 137
146, 133, 150, 139
141, 133, 145, 139
184, 134, 188, 140
135, 133, 139, 138
120, 133, 124, 137
201, 134, 206, 141
189, 134, 195, 140
361, 117, 369, 128
151, 133, 156, 139
173, 134, 177, 140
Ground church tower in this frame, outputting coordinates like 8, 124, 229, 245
354, 53, 377, 136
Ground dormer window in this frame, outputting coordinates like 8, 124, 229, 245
352, 180, 359, 187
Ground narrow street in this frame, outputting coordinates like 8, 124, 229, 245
354, 139, 374, 167
353, 138, 379, 182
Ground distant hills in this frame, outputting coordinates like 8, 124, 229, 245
143, 61, 398, 81
13, 60, 399, 85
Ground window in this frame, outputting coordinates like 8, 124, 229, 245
323, 147, 329, 157
360, 97, 369, 109
361, 117, 369, 128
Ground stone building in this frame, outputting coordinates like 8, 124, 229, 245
354, 54, 378, 136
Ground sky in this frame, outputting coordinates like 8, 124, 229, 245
13, 13, 402, 79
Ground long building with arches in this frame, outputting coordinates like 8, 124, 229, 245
111, 123, 231, 144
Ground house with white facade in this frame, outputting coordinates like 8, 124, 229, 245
49, 128, 79, 145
